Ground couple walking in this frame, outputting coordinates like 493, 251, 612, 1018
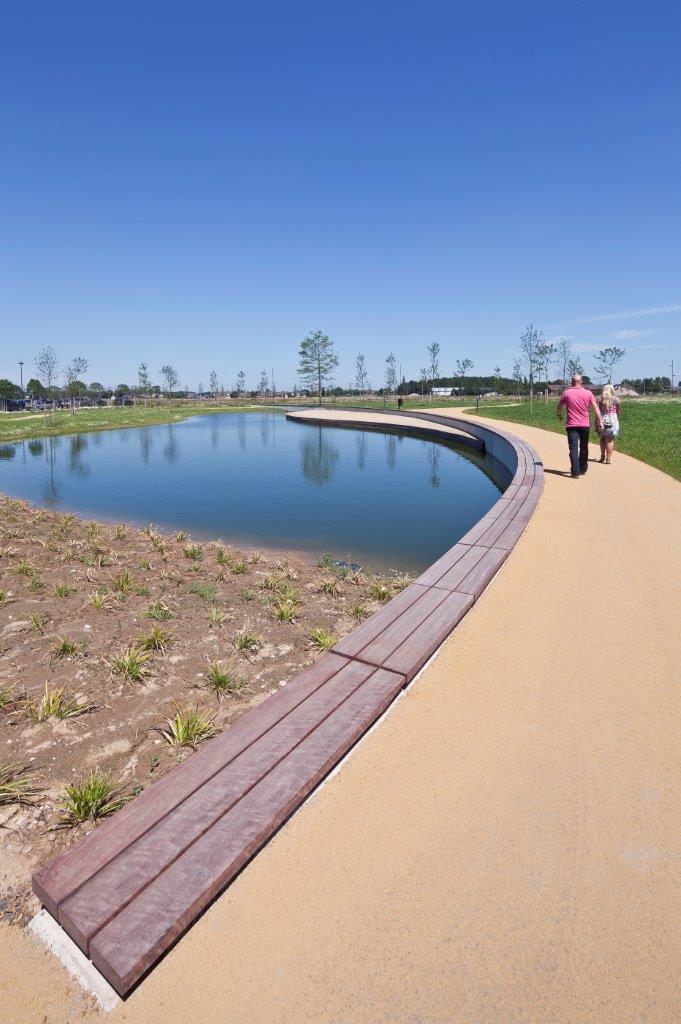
557, 375, 620, 478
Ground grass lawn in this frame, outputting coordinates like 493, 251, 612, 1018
468, 398, 681, 481
0, 403, 253, 443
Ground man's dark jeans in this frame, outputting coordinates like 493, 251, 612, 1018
566, 426, 590, 476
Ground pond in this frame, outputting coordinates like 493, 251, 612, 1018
0, 412, 510, 572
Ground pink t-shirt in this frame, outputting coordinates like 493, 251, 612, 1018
558, 386, 598, 428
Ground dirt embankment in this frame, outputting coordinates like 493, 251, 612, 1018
0, 494, 408, 926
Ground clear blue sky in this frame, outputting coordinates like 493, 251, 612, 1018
2, 1, 680, 390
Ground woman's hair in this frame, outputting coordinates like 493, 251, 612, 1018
601, 383, 616, 409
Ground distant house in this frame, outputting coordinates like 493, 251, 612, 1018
431, 387, 457, 397
614, 385, 639, 397
547, 383, 565, 396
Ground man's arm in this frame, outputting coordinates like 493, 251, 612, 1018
590, 393, 604, 429
557, 394, 565, 421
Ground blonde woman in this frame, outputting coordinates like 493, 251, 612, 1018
598, 384, 620, 464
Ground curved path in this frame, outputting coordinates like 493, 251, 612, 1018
5, 410, 680, 1023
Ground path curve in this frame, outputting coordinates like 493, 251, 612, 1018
4, 411, 680, 1023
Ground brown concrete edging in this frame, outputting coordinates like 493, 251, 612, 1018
32, 408, 543, 997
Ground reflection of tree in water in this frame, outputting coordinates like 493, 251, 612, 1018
28, 440, 44, 458
356, 431, 368, 472
163, 426, 178, 465
139, 428, 152, 464
210, 424, 219, 449
238, 415, 246, 450
91, 431, 103, 447
69, 434, 90, 479
42, 436, 61, 508
300, 427, 340, 487
385, 433, 398, 472
0, 445, 16, 461
427, 443, 441, 488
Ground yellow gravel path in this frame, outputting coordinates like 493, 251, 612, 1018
2, 411, 679, 1024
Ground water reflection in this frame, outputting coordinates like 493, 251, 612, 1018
300, 427, 340, 487
42, 436, 61, 507
28, 440, 43, 458
0, 445, 15, 461
385, 433, 398, 472
356, 431, 368, 472
428, 443, 441, 488
163, 426, 178, 465
139, 428, 152, 465
69, 435, 90, 479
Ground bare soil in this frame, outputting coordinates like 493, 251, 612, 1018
0, 494, 408, 927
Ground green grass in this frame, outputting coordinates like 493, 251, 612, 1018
158, 703, 216, 748
0, 402, 254, 444
26, 683, 94, 722
469, 398, 681, 480
0, 763, 41, 806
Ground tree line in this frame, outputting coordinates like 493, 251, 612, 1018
0, 330, 641, 409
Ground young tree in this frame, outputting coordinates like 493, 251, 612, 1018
209, 370, 218, 396
64, 356, 90, 411
493, 365, 501, 393
419, 367, 428, 397
258, 369, 269, 395
519, 324, 543, 411
427, 342, 440, 401
455, 357, 473, 397
355, 353, 368, 400
35, 346, 59, 401
555, 336, 573, 385
160, 364, 179, 402
138, 362, 151, 391
26, 378, 47, 400
512, 359, 522, 401
385, 352, 397, 395
567, 354, 584, 379
236, 370, 246, 397
297, 330, 339, 405
535, 341, 556, 403
594, 346, 626, 383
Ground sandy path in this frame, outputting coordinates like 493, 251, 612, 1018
1, 411, 679, 1024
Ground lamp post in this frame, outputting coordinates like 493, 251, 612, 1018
19, 361, 24, 390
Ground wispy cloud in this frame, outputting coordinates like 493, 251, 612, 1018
566, 304, 681, 326
611, 328, 658, 340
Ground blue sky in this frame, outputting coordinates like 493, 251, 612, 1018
2, 1, 680, 390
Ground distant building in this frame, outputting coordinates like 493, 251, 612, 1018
431, 387, 458, 397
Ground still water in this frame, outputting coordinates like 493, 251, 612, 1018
0, 412, 509, 572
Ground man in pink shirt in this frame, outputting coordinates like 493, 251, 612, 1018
557, 374, 604, 478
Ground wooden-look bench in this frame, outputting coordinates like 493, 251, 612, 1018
33, 410, 543, 996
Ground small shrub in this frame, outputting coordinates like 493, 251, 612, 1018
240, 588, 256, 601
277, 582, 300, 604
89, 589, 109, 610
204, 660, 244, 696
112, 571, 133, 595
135, 585, 151, 597
215, 546, 231, 566
231, 559, 247, 575
29, 576, 45, 592
320, 577, 343, 596
0, 590, 6, 603
367, 580, 392, 603
29, 612, 49, 634
317, 553, 335, 569
188, 581, 217, 602
145, 600, 172, 621
114, 524, 127, 540
52, 637, 78, 659
139, 558, 152, 570
349, 602, 369, 621
136, 625, 173, 653
250, 550, 263, 564
175, 530, 188, 542
16, 558, 36, 577
308, 627, 337, 653
232, 629, 260, 654
183, 544, 203, 562
273, 599, 297, 622
0, 763, 41, 806
262, 573, 283, 592
207, 605, 228, 626
54, 582, 75, 598
108, 646, 150, 682
158, 703, 216, 748
59, 772, 126, 825
27, 683, 94, 722
151, 535, 167, 557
